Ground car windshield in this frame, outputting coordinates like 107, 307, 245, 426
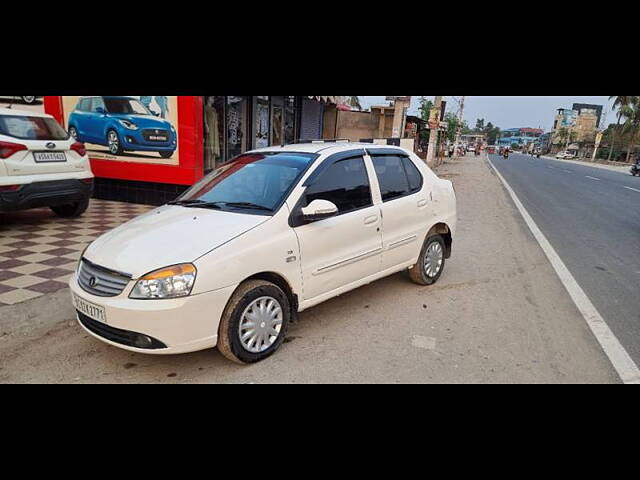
0, 115, 69, 140
103, 98, 150, 115
174, 152, 317, 214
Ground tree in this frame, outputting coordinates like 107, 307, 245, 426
474, 118, 485, 132
418, 97, 434, 142
619, 96, 640, 163
555, 127, 578, 148
608, 96, 633, 161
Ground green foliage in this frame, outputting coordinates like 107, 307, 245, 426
418, 97, 434, 122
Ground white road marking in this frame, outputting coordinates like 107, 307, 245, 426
487, 155, 640, 384
585, 176, 601, 181
623, 186, 640, 193
562, 169, 573, 174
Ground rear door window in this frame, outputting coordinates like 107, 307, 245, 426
402, 157, 423, 193
372, 155, 410, 201
305, 156, 372, 214
0, 115, 69, 140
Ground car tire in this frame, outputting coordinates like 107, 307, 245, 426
21, 96, 37, 104
50, 199, 89, 218
158, 151, 173, 159
409, 234, 446, 286
217, 280, 290, 364
68, 126, 79, 141
107, 129, 123, 155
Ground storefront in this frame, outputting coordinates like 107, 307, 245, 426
44, 95, 342, 205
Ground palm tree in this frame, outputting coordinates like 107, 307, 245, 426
619, 96, 640, 163
608, 96, 633, 160
348, 96, 362, 110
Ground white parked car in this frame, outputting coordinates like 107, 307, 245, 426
70, 143, 457, 363
0, 108, 94, 217
555, 151, 577, 160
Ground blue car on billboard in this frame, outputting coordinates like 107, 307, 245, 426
68, 96, 177, 158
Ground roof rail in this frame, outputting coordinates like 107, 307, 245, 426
293, 138, 351, 144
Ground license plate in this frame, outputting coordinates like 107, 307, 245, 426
149, 136, 167, 141
34, 151, 67, 163
72, 292, 107, 324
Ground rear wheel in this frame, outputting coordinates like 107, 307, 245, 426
68, 126, 79, 141
107, 129, 123, 155
217, 280, 290, 364
51, 199, 89, 218
158, 151, 173, 158
21, 96, 36, 104
409, 235, 446, 286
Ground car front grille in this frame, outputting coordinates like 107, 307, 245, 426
78, 258, 131, 297
77, 311, 167, 350
141, 129, 170, 142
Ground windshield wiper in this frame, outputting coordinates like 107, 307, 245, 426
167, 199, 222, 209
222, 202, 273, 212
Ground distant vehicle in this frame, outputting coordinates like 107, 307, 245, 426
630, 161, 639, 176
0, 108, 93, 217
68, 96, 177, 158
556, 151, 576, 160
0, 96, 41, 105
467, 145, 475, 153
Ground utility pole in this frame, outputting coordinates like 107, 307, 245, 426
425, 96, 443, 167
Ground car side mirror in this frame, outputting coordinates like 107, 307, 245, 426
301, 199, 338, 221
95, 107, 106, 114
151, 110, 159, 116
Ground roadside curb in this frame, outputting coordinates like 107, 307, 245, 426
485, 154, 640, 384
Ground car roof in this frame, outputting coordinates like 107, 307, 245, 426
248, 142, 409, 156
0, 107, 53, 118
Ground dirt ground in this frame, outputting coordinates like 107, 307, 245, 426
0, 155, 620, 383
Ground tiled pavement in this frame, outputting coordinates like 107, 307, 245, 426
0, 200, 153, 306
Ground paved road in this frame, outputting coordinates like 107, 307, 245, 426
488, 152, 640, 366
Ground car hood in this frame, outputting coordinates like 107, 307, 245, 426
84, 205, 268, 278
109, 114, 172, 129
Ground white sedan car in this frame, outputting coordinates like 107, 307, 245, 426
70, 143, 457, 363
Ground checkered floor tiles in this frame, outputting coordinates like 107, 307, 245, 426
0, 200, 153, 306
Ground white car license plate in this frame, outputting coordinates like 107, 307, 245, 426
34, 151, 67, 163
72, 292, 107, 324
149, 135, 167, 141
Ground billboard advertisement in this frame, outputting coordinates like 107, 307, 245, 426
60, 96, 179, 166
560, 109, 577, 128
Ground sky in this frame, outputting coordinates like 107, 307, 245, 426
359, 96, 616, 132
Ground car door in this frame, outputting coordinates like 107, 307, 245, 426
85, 97, 107, 144
292, 153, 383, 301
370, 152, 431, 270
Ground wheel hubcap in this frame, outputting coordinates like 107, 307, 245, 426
424, 241, 443, 278
238, 296, 283, 353
108, 132, 118, 153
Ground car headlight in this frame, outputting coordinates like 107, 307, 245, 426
118, 119, 139, 130
129, 264, 196, 299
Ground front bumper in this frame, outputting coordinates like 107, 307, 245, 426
120, 129, 177, 152
0, 178, 93, 212
69, 273, 237, 355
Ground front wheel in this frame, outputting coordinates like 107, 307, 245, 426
409, 235, 446, 286
51, 199, 89, 218
21, 96, 36, 104
107, 129, 123, 155
217, 280, 291, 364
158, 151, 174, 158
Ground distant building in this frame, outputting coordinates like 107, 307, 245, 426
498, 127, 544, 147
551, 105, 601, 155
572, 103, 603, 128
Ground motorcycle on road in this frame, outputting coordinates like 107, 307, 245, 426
631, 163, 640, 176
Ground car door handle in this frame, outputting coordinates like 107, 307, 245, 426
417, 199, 427, 207
364, 215, 378, 225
